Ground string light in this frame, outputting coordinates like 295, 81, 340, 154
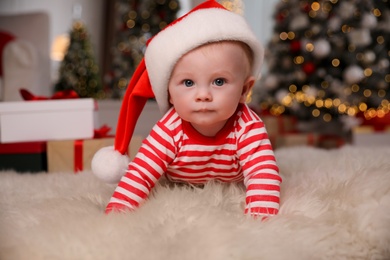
280, 32, 289, 40
306, 43, 314, 52
331, 59, 340, 67
323, 113, 332, 122
288, 32, 295, 40
263, 88, 390, 122
322, 2, 332, 12
255, 0, 389, 124
294, 56, 304, 64
311, 2, 320, 11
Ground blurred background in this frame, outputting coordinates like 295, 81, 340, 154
0, 0, 389, 148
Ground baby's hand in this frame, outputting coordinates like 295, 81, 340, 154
245, 208, 277, 222
249, 212, 269, 222
245, 208, 273, 221
105, 203, 131, 214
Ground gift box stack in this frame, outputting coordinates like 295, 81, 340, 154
352, 112, 390, 146
0, 90, 142, 173
259, 110, 346, 150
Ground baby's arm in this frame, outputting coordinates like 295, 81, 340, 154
106, 123, 175, 213
238, 121, 281, 218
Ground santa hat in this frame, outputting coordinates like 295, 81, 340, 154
91, 0, 264, 183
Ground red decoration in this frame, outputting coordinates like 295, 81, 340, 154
0, 141, 46, 154
94, 125, 112, 138
276, 12, 286, 23
20, 89, 79, 101
74, 125, 113, 172
357, 111, 390, 131
158, 11, 166, 20
290, 40, 301, 53
302, 62, 316, 75
318, 135, 346, 148
74, 140, 84, 172
301, 3, 311, 13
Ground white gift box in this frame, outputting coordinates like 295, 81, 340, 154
0, 99, 95, 143
352, 126, 390, 146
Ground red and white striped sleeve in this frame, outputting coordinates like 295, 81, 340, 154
237, 107, 281, 217
105, 110, 178, 213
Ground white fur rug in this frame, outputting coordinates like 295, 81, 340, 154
1, 146, 390, 260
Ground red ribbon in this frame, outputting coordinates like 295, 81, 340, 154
277, 117, 285, 133
307, 133, 315, 146
318, 135, 345, 148
19, 88, 79, 101
74, 140, 83, 172
73, 125, 112, 173
277, 116, 298, 134
94, 124, 112, 138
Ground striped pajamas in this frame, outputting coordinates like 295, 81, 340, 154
106, 104, 281, 217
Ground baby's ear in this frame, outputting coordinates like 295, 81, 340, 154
240, 76, 255, 103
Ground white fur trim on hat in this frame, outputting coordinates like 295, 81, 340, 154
145, 8, 264, 114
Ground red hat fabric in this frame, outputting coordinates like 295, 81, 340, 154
92, 0, 264, 183
114, 59, 154, 155
91, 59, 154, 183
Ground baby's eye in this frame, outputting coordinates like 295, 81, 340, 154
183, 79, 194, 87
213, 78, 225, 86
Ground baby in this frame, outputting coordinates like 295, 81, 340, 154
92, 0, 281, 218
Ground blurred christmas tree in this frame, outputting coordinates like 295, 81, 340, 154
55, 21, 104, 98
105, 0, 180, 99
257, 0, 390, 131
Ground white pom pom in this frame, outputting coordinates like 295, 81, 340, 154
91, 146, 130, 184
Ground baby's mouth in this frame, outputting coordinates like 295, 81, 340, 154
197, 108, 214, 113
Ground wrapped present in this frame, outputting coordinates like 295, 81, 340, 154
273, 133, 319, 149
0, 141, 46, 172
352, 126, 390, 146
0, 98, 95, 143
318, 135, 346, 149
356, 111, 390, 132
261, 115, 297, 136
47, 136, 143, 173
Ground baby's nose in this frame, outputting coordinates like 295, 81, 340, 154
195, 86, 212, 101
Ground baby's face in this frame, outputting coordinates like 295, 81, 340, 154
168, 41, 254, 137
